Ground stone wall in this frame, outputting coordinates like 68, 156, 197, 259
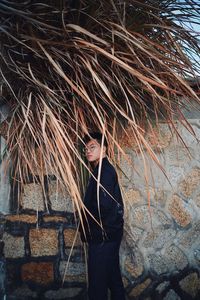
2, 118, 200, 299
120, 119, 200, 299
2, 181, 87, 300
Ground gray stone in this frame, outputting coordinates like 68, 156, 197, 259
166, 166, 185, 188
148, 254, 168, 275
0, 260, 6, 297
59, 261, 86, 282
163, 245, 188, 271
194, 249, 200, 261
142, 228, 176, 249
45, 288, 82, 299
131, 205, 171, 230
176, 222, 200, 249
22, 183, 45, 211
10, 285, 37, 298
48, 181, 73, 212
143, 188, 168, 208
163, 289, 181, 300
2, 233, 24, 258
119, 159, 133, 186
124, 226, 143, 246
156, 281, 170, 294
166, 146, 193, 167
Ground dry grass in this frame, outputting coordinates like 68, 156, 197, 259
0, 0, 200, 220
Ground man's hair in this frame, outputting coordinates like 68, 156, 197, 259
83, 132, 108, 147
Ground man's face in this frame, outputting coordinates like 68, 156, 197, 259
84, 139, 106, 164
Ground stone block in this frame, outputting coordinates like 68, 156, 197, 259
179, 272, 200, 298
194, 249, 200, 262
43, 216, 67, 223
177, 222, 200, 249
156, 281, 170, 294
168, 195, 192, 227
142, 228, 176, 250
6, 262, 21, 287
163, 245, 188, 271
130, 205, 171, 230
166, 166, 185, 188
163, 289, 181, 300
2, 233, 24, 258
63, 229, 81, 248
129, 278, 151, 298
148, 254, 168, 275
143, 188, 168, 208
124, 227, 143, 246
44, 288, 82, 299
48, 181, 73, 212
194, 193, 200, 208
179, 168, 200, 197
29, 229, 58, 256
21, 262, 54, 285
59, 261, 86, 283
146, 123, 173, 151
9, 285, 37, 299
166, 146, 193, 167
124, 251, 144, 279
119, 158, 133, 186
22, 183, 45, 211
125, 189, 143, 207
6, 214, 37, 224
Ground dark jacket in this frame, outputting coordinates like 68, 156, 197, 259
80, 157, 124, 243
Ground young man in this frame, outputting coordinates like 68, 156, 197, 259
80, 132, 125, 300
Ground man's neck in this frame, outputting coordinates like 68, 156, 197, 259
93, 155, 106, 168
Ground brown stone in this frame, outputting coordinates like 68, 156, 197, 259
168, 195, 192, 227
43, 216, 66, 223
124, 251, 144, 278
29, 229, 58, 256
6, 214, 37, 224
179, 168, 200, 197
22, 262, 54, 285
129, 278, 151, 297
2, 233, 25, 258
63, 229, 81, 248
125, 189, 143, 206
122, 276, 130, 289
22, 183, 45, 211
28, 148, 54, 176
179, 272, 200, 298
146, 124, 172, 151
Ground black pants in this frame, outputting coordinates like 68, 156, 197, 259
88, 239, 126, 300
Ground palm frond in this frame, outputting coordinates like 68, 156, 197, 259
0, 0, 200, 214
